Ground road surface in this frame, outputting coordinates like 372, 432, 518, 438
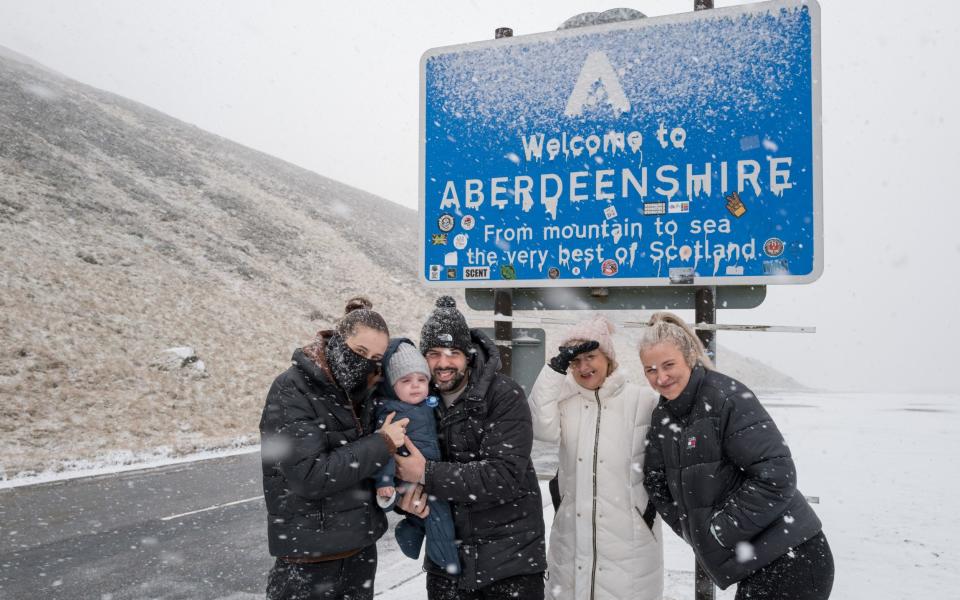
0, 442, 559, 600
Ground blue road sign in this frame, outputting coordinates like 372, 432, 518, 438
420, 0, 822, 287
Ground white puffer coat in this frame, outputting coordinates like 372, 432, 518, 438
530, 366, 663, 600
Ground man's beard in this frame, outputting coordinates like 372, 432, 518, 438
432, 366, 468, 393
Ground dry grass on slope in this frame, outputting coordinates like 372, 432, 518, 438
0, 199, 436, 478
0, 51, 437, 478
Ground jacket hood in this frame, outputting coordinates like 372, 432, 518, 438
293, 330, 336, 386
461, 328, 502, 403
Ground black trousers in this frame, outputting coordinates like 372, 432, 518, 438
735, 531, 835, 600
266, 544, 377, 600
426, 571, 545, 600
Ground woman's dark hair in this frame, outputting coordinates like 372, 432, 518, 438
336, 296, 389, 338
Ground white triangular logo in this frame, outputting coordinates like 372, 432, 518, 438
564, 51, 631, 118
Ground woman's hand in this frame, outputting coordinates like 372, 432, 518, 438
548, 340, 600, 373
378, 412, 410, 448
397, 483, 430, 518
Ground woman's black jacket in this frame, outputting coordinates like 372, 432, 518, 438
644, 364, 822, 589
260, 332, 392, 558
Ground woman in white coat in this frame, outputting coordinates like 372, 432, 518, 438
529, 316, 663, 600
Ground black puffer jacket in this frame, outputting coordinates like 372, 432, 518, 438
644, 364, 822, 589
423, 329, 546, 589
260, 332, 392, 558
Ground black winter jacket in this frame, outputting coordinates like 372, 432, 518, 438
260, 334, 392, 558
423, 329, 547, 589
644, 364, 822, 589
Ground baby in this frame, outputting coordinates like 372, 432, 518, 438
373, 339, 460, 575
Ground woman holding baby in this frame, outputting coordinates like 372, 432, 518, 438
259, 297, 423, 600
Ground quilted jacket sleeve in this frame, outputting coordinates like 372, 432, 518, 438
643, 408, 683, 538
261, 380, 392, 500
527, 365, 566, 444
709, 385, 798, 548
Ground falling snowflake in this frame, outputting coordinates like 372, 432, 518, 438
735, 541, 755, 563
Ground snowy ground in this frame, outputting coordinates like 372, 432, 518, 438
374, 391, 960, 599
4, 390, 956, 599
0, 444, 259, 490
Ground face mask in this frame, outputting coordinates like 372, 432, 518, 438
326, 333, 379, 393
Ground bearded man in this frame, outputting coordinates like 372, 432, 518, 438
395, 296, 546, 600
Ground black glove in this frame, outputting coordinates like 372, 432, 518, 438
548, 341, 600, 374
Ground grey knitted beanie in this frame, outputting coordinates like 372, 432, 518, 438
386, 342, 431, 385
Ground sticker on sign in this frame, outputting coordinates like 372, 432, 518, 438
463, 267, 491, 280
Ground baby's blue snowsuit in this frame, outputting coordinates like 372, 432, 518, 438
373, 339, 460, 575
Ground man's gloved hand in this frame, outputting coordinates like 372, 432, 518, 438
548, 341, 600, 374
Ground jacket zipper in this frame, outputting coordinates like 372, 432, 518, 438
590, 388, 602, 600
335, 385, 364, 435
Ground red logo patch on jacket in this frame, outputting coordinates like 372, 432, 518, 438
686, 436, 697, 449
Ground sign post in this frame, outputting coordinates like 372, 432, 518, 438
492, 25, 515, 377
692, 5, 716, 599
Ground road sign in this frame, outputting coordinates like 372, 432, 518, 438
420, 0, 821, 288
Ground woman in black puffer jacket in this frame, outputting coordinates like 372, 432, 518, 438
259, 297, 412, 600
640, 312, 834, 599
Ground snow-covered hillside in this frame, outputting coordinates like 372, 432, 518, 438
0, 48, 439, 477
0, 48, 805, 481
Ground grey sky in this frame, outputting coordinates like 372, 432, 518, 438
1, 0, 957, 392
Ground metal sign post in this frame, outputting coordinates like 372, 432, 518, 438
693, 4, 715, 598
693, 10, 717, 600
493, 25, 515, 376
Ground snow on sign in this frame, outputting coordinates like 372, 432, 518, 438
419, 0, 822, 288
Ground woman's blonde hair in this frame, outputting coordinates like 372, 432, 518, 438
637, 311, 714, 370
